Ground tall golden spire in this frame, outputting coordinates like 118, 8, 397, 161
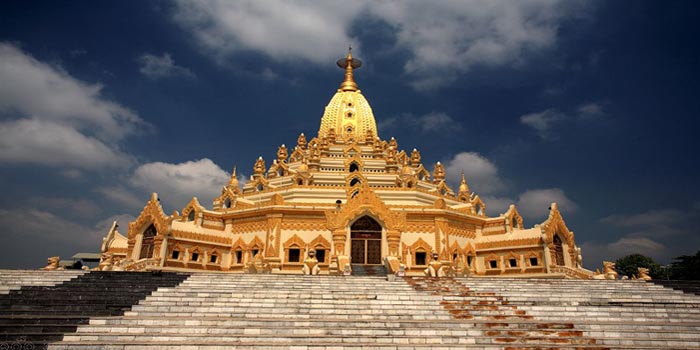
337, 46, 362, 92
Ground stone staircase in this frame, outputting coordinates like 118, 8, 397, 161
652, 280, 700, 295
351, 264, 387, 276
457, 277, 700, 349
0, 270, 85, 294
46, 274, 700, 350
0, 270, 189, 347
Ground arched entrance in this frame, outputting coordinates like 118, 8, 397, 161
553, 234, 565, 266
139, 224, 157, 259
350, 216, 382, 265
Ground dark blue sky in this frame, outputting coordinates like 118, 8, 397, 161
0, 1, 698, 268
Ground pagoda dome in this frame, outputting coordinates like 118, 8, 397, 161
318, 48, 377, 140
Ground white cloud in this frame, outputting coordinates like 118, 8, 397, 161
172, 1, 584, 88
379, 112, 461, 134
481, 196, 515, 215
138, 52, 194, 79
96, 186, 145, 210
172, 1, 364, 64
130, 158, 230, 209
0, 43, 142, 170
369, 1, 581, 89
520, 109, 565, 139
516, 188, 577, 219
0, 119, 132, 169
443, 152, 506, 195
577, 102, 605, 119
0, 43, 143, 141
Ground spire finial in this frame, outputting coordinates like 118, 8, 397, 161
337, 47, 362, 92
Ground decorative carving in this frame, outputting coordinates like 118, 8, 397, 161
335, 255, 351, 275
503, 204, 523, 231
297, 133, 307, 149
245, 251, 271, 274
277, 144, 288, 162
96, 252, 114, 271
253, 156, 266, 177
592, 261, 618, 280
433, 162, 445, 183
637, 267, 652, 280
128, 193, 173, 258
424, 251, 445, 277
325, 182, 406, 235
302, 249, 321, 275
41, 256, 61, 270
410, 148, 422, 166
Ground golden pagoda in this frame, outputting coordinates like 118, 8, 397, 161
99, 49, 589, 278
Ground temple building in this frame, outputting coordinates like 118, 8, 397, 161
100, 50, 589, 278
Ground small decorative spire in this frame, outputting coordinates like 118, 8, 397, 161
277, 144, 288, 162
433, 162, 445, 183
253, 156, 266, 176
337, 46, 362, 92
228, 166, 240, 192
411, 148, 421, 166
459, 170, 470, 198
297, 133, 307, 149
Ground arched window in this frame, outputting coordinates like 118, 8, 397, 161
512, 217, 518, 229
350, 177, 361, 187
223, 198, 231, 209
139, 224, 157, 259
256, 183, 264, 192
553, 235, 565, 265
278, 168, 284, 177
187, 210, 195, 221
475, 204, 482, 215
349, 162, 359, 172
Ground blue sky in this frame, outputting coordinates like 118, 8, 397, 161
1, 1, 698, 269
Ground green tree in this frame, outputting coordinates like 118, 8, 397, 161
669, 251, 700, 280
615, 254, 662, 279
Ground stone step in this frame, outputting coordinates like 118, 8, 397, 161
60, 332, 604, 345
89, 316, 700, 331
47, 342, 618, 349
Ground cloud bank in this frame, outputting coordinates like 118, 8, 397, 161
0, 43, 142, 170
172, 0, 585, 89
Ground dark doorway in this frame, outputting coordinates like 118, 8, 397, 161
350, 216, 382, 264
139, 224, 157, 259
